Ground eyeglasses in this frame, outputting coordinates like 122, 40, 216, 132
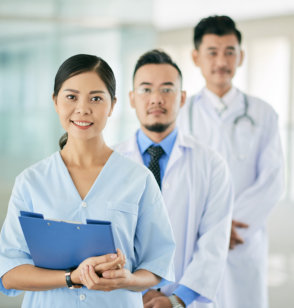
134, 86, 178, 96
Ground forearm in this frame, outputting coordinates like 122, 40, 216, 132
126, 269, 161, 292
2, 264, 66, 291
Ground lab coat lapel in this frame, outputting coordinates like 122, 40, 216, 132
114, 133, 144, 165
164, 131, 193, 180
220, 88, 245, 123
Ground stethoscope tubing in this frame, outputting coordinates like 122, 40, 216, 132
189, 91, 255, 134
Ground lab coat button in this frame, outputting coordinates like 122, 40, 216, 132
80, 294, 86, 301
81, 201, 87, 208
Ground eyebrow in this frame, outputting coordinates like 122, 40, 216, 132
138, 82, 175, 86
138, 82, 152, 86
63, 89, 106, 94
207, 46, 237, 50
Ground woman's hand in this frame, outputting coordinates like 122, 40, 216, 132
80, 266, 160, 292
80, 264, 135, 291
71, 248, 125, 285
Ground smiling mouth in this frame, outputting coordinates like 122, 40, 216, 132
71, 120, 93, 128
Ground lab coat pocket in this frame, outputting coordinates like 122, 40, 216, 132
230, 122, 260, 162
107, 202, 138, 250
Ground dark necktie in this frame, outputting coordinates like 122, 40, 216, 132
147, 146, 164, 189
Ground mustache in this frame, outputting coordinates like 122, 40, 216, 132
213, 68, 231, 74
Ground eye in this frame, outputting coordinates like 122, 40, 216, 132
91, 96, 102, 102
66, 94, 76, 100
208, 51, 217, 56
160, 87, 174, 94
142, 88, 152, 93
137, 87, 152, 94
225, 50, 236, 56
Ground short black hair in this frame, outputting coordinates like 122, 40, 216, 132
193, 15, 242, 50
133, 49, 182, 86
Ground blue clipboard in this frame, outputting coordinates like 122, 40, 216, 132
19, 211, 116, 270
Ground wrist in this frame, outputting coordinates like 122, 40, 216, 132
65, 269, 82, 289
69, 269, 80, 285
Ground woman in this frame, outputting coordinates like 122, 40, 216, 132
0, 54, 175, 307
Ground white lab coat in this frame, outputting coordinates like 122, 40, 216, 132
178, 88, 284, 308
115, 131, 234, 307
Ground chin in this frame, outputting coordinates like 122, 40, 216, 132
144, 123, 171, 133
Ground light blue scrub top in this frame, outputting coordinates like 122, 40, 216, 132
0, 151, 175, 308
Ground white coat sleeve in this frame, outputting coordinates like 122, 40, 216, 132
233, 111, 284, 238
179, 154, 233, 302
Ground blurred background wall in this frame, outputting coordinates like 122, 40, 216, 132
0, 0, 293, 306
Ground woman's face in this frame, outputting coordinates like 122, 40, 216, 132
53, 71, 115, 142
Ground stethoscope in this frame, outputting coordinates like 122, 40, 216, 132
189, 92, 255, 134
188, 91, 256, 161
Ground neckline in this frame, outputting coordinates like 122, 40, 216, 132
56, 150, 117, 201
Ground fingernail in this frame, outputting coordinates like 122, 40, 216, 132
110, 254, 117, 259
103, 271, 110, 278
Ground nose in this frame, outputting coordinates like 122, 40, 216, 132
150, 89, 163, 105
75, 98, 91, 115
216, 53, 228, 67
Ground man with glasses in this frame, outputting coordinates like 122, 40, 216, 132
178, 16, 284, 308
115, 49, 233, 308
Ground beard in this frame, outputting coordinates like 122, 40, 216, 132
143, 122, 172, 133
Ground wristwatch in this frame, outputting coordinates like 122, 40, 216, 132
65, 269, 82, 289
168, 294, 185, 308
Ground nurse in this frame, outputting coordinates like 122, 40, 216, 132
115, 49, 233, 308
178, 16, 284, 308
0, 54, 175, 308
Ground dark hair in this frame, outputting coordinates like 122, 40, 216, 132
193, 15, 242, 50
53, 54, 116, 149
133, 49, 183, 86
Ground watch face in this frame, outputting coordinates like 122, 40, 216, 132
169, 295, 185, 308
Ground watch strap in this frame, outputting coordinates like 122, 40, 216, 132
65, 269, 82, 289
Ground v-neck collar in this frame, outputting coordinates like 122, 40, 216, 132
56, 150, 117, 201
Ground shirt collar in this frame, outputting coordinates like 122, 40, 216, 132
137, 128, 178, 157
203, 87, 238, 113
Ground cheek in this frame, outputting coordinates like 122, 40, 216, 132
134, 102, 146, 115
200, 62, 212, 74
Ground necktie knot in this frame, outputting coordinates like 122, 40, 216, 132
146, 146, 164, 189
147, 145, 164, 160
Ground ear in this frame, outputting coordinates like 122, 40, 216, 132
52, 94, 58, 112
192, 49, 200, 67
180, 91, 187, 108
108, 97, 117, 117
129, 91, 136, 109
238, 49, 245, 67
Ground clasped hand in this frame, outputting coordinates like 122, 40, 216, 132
229, 220, 249, 249
71, 248, 132, 291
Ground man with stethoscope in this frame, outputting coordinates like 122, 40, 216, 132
178, 15, 284, 308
